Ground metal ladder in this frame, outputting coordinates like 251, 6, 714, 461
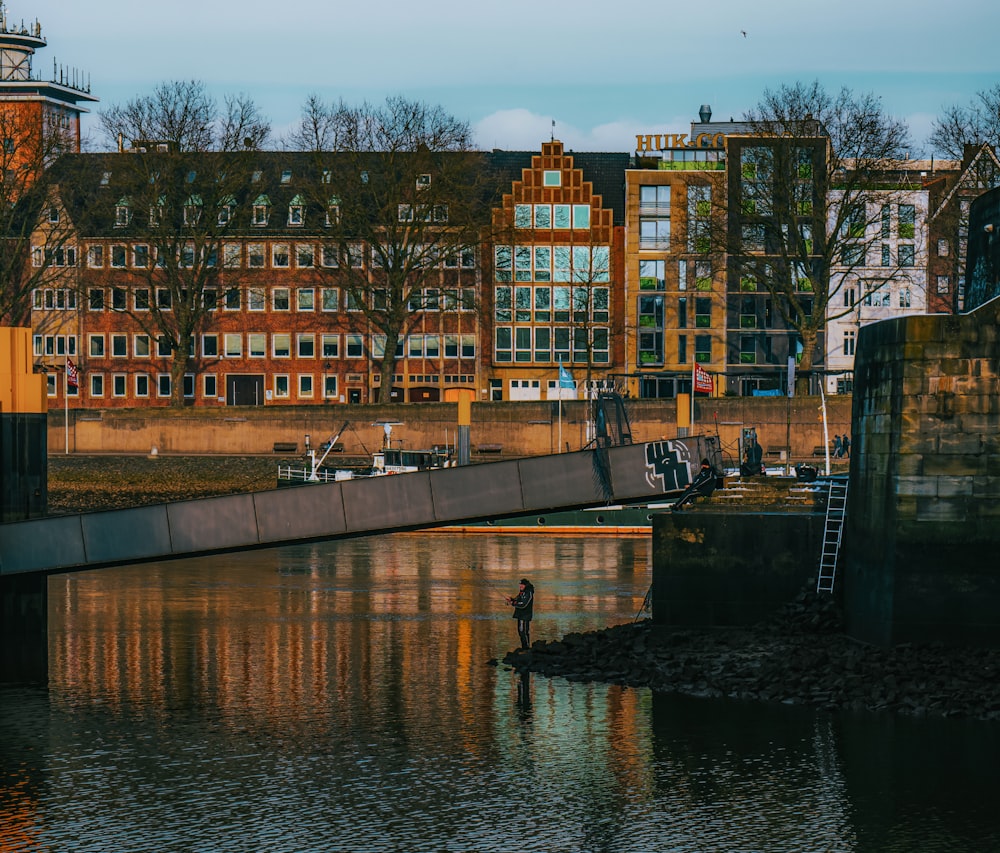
816, 479, 849, 593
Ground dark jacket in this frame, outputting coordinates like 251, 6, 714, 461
510, 585, 534, 621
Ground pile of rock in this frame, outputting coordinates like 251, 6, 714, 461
500, 592, 1000, 720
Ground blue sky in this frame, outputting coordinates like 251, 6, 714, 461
16, 0, 1000, 155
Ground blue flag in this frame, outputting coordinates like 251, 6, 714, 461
558, 358, 575, 389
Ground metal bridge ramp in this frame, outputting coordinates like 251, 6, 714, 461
0, 437, 720, 577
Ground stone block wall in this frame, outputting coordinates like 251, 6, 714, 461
845, 302, 1000, 645
652, 510, 825, 627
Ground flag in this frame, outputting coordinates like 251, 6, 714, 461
693, 362, 713, 394
66, 358, 79, 390
558, 358, 575, 390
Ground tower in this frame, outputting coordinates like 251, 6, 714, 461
0, 2, 98, 166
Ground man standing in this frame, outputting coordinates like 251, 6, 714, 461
505, 579, 535, 650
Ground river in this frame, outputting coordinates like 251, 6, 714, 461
1, 533, 997, 852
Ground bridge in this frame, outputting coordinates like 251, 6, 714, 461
0, 436, 720, 650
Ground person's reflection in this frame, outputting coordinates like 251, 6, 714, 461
516, 670, 533, 721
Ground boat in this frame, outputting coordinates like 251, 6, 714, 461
277, 421, 453, 486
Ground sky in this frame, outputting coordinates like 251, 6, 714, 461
13, 0, 1000, 156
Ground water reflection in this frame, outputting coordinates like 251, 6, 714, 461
1, 533, 997, 852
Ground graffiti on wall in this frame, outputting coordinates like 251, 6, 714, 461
644, 440, 694, 493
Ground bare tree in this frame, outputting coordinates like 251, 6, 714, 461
0, 102, 81, 326
290, 95, 491, 403
94, 81, 269, 404
727, 81, 911, 390
929, 84, 1000, 159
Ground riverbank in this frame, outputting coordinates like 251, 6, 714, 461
501, 592, 1000, 721
46, 455, 281, 515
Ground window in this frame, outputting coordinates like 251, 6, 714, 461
274, 375, 289, 398
90, 374, 104, 397
273, 333, 291, 358
553, 204, 571, 229
898, 204, 915, 239
248, 243, 265, 268
224, 334, 242, 357
272, 244, 290, 268
695, 297, 712, 328
88, 288, 104, 310
298, 375, 313, 398
572, 205, 590, 229
323, 375, 338, 399
694, 260, 712, 291
899, 287, 911, 308
135, 374, 149, 397
937, 239, 949, 257
639, 185, 671, 212
695, 335, 711, 363
639, 259, 665, 290
111, 245, 127, 268
937, 275, 950, 294
296, 244, 314, 268
321, 334, 340, 358
134, 289, 149, 311
88, 245, 104, 268
252, 196, 270, 226
134, 335, 151, 357
843, 330, 856, 356
183, 197, 202, 226
202, 334, 218, 357
112, 374, 127, 397
740, 336, 756, 364
89, 335, 105, 358
158, 375, 171, 398
223, 243, 242, 268
321, 288, 339, 311
297, 334, 315, 358
248, 287, 265, 311
248, 333, 266, 358
640, 217, 670, 249
321, 246, 338, 267
110, 334, 127, 357
881, 244, 891, 267
514, 204, 531, 229
288, 195, 304, 226
294, 288, 314, 311
272, 288, 290, 311
204, 375, 218, 398
224, 287, 240, 311
114, 201, 131, 227
543, 170, 561, 187
346, 335, 364, 358
899, 245, 915, 267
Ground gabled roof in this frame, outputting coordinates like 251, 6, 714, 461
930, 143, 1000, 222
486, 150, 629, 226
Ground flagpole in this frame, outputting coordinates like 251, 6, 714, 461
690, 361, 696, 431
64, 356, 69, 455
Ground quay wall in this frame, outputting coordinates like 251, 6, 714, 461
652, 507, 825, 628
47, 396, 853, 459
844, 302, 1000, 646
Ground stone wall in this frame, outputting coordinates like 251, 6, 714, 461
845, 301, 1000, 645
47, 396, 853, 459
652, 507, 825, 628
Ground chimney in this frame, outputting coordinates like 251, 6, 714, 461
699, 104, 712, 123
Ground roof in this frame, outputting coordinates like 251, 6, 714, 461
486, 150, 630, 226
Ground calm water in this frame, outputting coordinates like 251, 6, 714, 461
1, 534, 997, 852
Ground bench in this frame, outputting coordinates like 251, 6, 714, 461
812, 445, 829, 457
320, 442, 345, 453
273, 441, 298, 453
765, 446, 789, 459
476, 443, 503, 455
